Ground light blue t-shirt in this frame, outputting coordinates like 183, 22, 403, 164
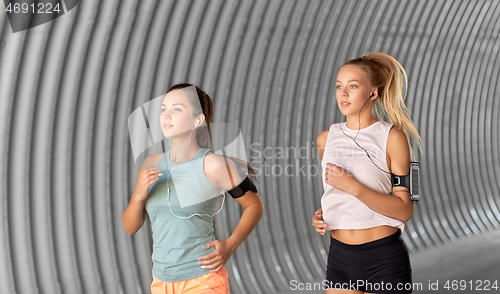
145, 148, 223, 282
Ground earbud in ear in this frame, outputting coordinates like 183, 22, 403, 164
195, 118, 200, 126
369, 93, 374, 98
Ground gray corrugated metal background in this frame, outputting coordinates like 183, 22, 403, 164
0, 0, 499, 293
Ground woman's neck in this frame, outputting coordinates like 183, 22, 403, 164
169, 137, 201, 163
345, 115, 378, 130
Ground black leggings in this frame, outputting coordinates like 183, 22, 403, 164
326, 230, 413, 293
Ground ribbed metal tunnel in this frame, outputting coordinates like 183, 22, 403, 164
1, 0, 499, 293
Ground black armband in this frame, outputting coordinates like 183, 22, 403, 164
391, 162, 420, 204
391, 173, 409, 189
227, 176, 258, 198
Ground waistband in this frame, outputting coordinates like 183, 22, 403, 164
330, 229, 401, 251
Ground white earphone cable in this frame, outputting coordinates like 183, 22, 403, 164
164, 121, 226, 219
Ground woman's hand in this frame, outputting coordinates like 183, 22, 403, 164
312, 208, 327, 235
133, 167, 162, 201
198, 240, 236, 272
324, 163, 360, 196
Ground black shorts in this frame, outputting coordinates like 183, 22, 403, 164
326, 230, 413, 293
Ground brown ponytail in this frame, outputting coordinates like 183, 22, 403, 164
167, 83, 257, 180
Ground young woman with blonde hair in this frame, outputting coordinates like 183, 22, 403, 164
312, 53, 421, 294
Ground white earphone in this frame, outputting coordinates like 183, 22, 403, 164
195, 118, 200, 127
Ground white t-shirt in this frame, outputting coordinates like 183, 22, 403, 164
320, 121, 405, 232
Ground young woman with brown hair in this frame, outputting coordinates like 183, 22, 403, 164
123, 84, 263, 294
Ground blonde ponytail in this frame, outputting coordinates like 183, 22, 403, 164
344, 53, 422, 160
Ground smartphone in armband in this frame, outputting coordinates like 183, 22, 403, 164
391, 162, 420, 204
409, 162, 419, 203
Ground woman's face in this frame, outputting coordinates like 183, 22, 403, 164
335, 64, 376, 117
160, 89, 199, 139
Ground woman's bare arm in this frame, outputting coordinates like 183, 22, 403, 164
122, 154, 162, 235
343, 127, 414, 221
198, 155, 264, 272
312, 131, 329, 235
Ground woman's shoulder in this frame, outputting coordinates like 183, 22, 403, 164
316, 123, 343, 146
387, 124, 406, 144
204, 150, 222, 162
203, 151, 242, 189
203, 151, 238, 172
316, 130, 329, 148
386, 125, 410, 161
